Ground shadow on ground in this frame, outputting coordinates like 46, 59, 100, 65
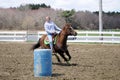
52, 62, 78, 66
52, 73, 64, 77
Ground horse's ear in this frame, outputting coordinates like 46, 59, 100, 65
65, 23, 71, 27
62, 23, 71, 30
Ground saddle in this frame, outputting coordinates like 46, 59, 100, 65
44, 35, 57, 45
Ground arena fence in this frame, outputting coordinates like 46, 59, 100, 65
0, 31, 27, 42
0, 31, 120, 43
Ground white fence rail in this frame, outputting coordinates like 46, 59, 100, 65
0, 31, 120, 43
0, 31, 27, 42
67, 31, 120, 43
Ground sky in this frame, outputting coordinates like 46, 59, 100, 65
0, 0, 120, 12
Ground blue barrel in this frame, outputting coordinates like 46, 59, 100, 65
34, 49, 52, 77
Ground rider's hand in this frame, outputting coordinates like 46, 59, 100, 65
52, 32, 57, 35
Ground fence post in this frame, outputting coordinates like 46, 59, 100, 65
86, 31, 88, 41
14, 32, 16, 41
112, 32, 114, 43
37, 32, 40, 41
25, 31, 27, 42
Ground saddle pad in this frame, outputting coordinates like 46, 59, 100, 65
44, 36, 57, 45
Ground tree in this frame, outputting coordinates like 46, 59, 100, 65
17, 3, 51, 10
61, 9, 75, 23
72, 11, 99, 30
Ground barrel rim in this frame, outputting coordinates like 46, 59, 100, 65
34, 49, 52, 51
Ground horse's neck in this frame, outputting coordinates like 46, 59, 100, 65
58, 32, 68, 45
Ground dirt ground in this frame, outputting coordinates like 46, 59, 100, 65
0, 42, 120, 80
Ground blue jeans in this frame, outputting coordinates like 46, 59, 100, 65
47, 34, 53, 50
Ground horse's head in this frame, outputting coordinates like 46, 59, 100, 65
62, 23, 77, 36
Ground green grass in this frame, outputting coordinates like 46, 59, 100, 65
114, 34, 120, 36
88, 34, 99, 36
77, 29, 120, 32
77, 29, 120, 36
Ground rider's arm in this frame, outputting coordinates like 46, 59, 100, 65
54, 23, 61, 31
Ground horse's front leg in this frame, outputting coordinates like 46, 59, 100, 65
65, 49, 71, 61
58, 52, 68, 62
52, 53, 61, 63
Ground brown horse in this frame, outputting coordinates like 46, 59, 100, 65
32, 23, 77, 63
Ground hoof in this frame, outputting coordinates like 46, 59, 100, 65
58, 60, 62, 63
66, 61, 70, 65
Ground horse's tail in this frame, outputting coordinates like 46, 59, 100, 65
31, 38, 41, 50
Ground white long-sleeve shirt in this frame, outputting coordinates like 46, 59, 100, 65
44, 21, 61, 34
